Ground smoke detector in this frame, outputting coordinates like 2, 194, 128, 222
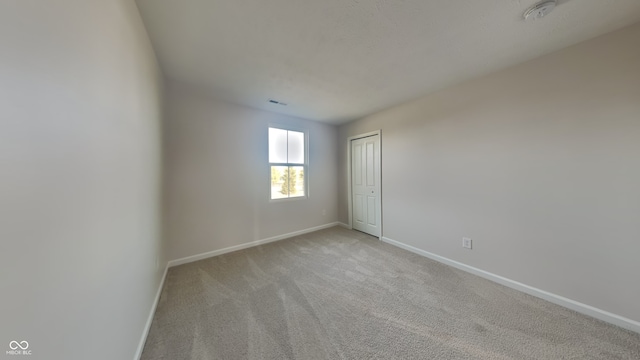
524, 0, 557, 21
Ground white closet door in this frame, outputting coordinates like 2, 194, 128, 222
351, 134, 380, 237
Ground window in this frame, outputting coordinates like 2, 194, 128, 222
269, 127, 306, 200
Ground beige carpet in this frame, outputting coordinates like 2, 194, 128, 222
141, 226, 640, 359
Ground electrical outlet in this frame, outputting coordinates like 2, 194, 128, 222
462, 237, 472, 249
322, 209, 326, 216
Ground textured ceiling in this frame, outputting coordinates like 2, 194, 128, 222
136, 0, 640, 124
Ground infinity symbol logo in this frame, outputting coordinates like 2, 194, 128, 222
9, 341, 29, 350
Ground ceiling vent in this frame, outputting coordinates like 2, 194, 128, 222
268, 99, 287, 106
524, 0, 557, 21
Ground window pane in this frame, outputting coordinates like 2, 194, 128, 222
271, 166, 289, 199
289, 166, 305, 197
288, 130, 304, 164
269, 128, 287, 163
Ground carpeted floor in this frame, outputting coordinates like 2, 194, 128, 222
141, 226, 640, 359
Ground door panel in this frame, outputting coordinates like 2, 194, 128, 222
354, 144, 362, 186
367, 196, 376, 226
366, 142, 375, 186
351, 134, 380, 237
354, 194, 364, 224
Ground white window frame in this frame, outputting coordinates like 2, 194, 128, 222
268, 125, 309, 201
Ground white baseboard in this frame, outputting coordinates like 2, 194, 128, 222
135, 263, 169, 360
337, 222, 351, 229
168, 222, 342, 268
381, 236, 640, 334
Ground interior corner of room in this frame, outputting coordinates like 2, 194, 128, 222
1, 0, 639, 359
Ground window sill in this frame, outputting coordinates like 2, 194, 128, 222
269, 196, 308, 203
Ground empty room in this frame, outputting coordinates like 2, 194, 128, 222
2, 0, 640, 359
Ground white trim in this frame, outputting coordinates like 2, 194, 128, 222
347, 130, 382, 240
168, 222, 342, 268
135, 263, 169, 360
381, 236, 640, 334
337, 222, 351, 229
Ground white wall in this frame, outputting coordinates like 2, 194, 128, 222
0, 1, 165, 359
338, 23, 640, 323
164, 82, 338, 261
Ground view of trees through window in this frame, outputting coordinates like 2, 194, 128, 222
270, 166, 304, 199
269, 128, 305, 199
